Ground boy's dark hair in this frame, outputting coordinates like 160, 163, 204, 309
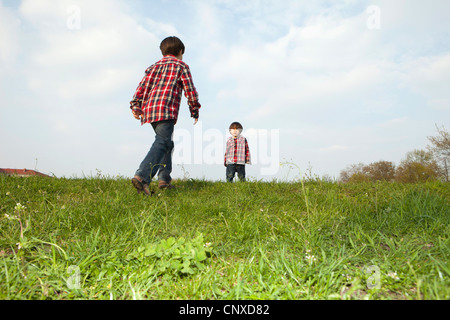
229, 122, 243, 130
160, 36, 185, 56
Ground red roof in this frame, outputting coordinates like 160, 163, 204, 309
0, 168, 52, 178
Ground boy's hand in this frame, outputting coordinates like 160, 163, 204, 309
132, 110, 143, 120
190, 107, 199, 124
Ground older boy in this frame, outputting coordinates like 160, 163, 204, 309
130, 36, 201, 195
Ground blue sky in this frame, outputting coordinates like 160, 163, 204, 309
1, 0, 449, 181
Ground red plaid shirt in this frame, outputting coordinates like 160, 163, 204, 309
130, 56, 201, 124
225, 136, 251, 165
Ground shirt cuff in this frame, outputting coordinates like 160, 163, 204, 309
189, 102, 201, 119
130, 101, 142, 113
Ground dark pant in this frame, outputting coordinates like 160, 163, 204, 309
226, 164, 246, 182
135, 120, 175, 184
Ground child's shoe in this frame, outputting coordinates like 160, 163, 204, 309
158, 181, 175, 190
132, 176, 152, 196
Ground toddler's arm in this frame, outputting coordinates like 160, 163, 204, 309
245, 139, 251, 164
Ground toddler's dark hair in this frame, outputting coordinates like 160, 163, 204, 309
160, 36, 185, 56
229, 122, 243, 130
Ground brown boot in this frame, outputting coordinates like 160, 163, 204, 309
131, 176, 152, 196
158, 181, 175, 190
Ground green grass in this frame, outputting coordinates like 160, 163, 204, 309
0, 174, 448, 300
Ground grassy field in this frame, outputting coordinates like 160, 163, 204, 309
0, 173, 448, 300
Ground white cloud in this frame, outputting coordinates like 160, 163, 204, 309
208, 0, 450, 134
1, 0, 449, 180
209, 9, 392, 124
0, 0, 176, 178
376, 0, 450, 34
18, 0, 68, 25
17, 0, 170, 101
319, 145, 352, 152
399, 53, 450, 111
34, 22, 156, 69
0, 2, 21, 67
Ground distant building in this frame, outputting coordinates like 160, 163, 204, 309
0, 168, 52, 178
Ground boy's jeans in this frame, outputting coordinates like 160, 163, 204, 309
135, 120, 174, 184
226, 164, 246, 182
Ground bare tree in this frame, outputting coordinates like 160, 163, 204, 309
340, 162, 368, 183
340, 161, 395, 183
427, 124, 450, 181
365, 161, 396, 182
395, 149, 440, 183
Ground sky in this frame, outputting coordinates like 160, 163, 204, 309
0, 0, 449, 181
